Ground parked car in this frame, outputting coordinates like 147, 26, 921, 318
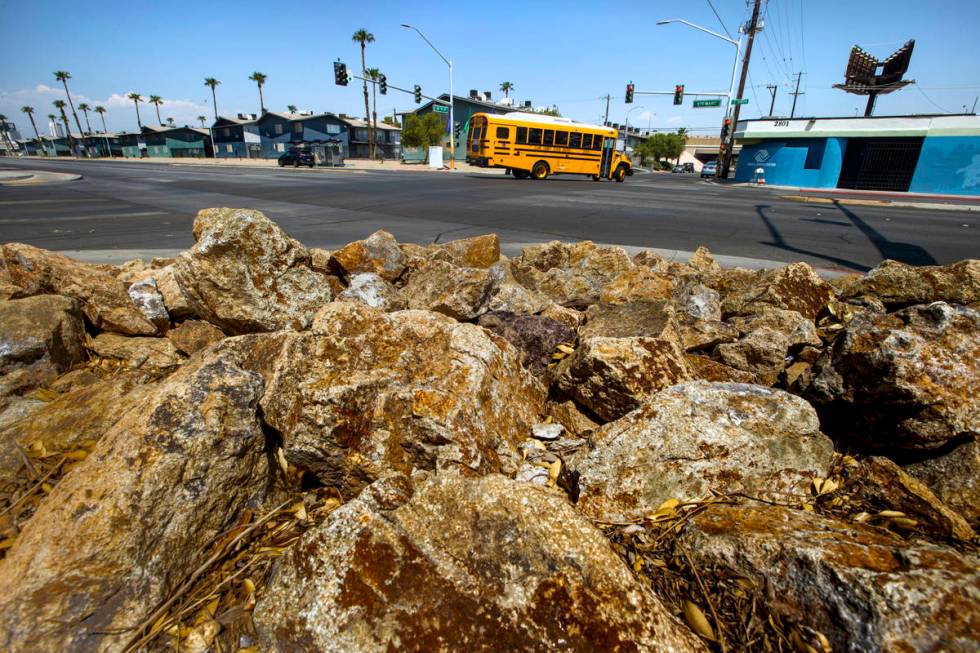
278, 150, 315, 168
700, 161, 718, 178
671, 164, 684, 173
682, 162, 695, 173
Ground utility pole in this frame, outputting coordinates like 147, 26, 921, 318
766, 84, 778, 117
721, 0, 761, 179
790, 72, 805, 117
603, 94, 611, 125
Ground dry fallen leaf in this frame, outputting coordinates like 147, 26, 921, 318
683, 600, 714, 640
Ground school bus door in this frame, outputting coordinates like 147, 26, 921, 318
599, 138, 615, 178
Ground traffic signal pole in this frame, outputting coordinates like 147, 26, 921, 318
721, 0, 762, 179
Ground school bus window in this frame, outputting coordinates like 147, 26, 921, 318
593, 136, 604, 151
516, 127, 527, 144
581, 133, 593, 150
496, 126, 509, 139
543, 130, 554, 146
555, 131, 568, 146
569, 132, 582, 149
528, 128, 542, 145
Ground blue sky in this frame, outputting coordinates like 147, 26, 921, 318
2, 0, 979, 135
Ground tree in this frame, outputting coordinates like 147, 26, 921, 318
500, 81, 514, 98
533, 105, 561, 117
204, 78, 220, 120
352, 28, 375, 158
77, 103, 93, 134
382, 115, 400, 127
149, 95, 164, 125
52, 100, 77, 155
287, 104, 297, 114
167, 117, 175, 127
633, 131, 687, 167
0, 115, 17, 156
128, 92, 143, 129
21, 105, 46, 156
366, 67, 380, 155
94, 106, 108, 134
248, 72, 267, 114
401, 113, 444, 162
197, 115, 207, 127
54, 71, 86, 151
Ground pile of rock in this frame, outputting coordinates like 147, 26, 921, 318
0, 208, 977, 652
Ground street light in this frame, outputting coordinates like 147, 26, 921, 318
622, 105, 645, 153
401, 23, 455, 170
657, 18, 742, 176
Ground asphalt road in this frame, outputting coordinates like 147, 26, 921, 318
0, 157, 977, 272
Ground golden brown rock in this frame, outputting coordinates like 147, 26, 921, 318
0, 295, 85, 375
841, 258, 980, 308
86, 332, 185, 370
167, 319, 226, 356
400, 259, 495, 320
512, 240, 634, 307
435, 233, 500, 268
330, 229, 407, 282
678, 503, 980, 653
722, 261, 835, 320
903, 439, 980, 529
1, 243, 157, 335
254, 474, 707, 653
599, 266, 676, 304
0, 351, 273, 653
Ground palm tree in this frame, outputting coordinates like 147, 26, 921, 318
248, 72, 267, 114
128, 92, 143, 129
366, 67, 380, 156
52, 100, 77, 155
204, 78, 220, 120
21, 106, 46, 156
77, 103, 93, 134
500, 81, 514, 98
287, 104, 297, 114
166, 117, 175, 127
352, 28, 375, 158
197, 115, 207, 127
94, 106, 108, 133
148, 95, 163, 125
53, 71, 86, 146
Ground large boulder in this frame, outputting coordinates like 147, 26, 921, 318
673, 282, 721, 321
435, 233, 500, 268
677, 503, 980, 653
0, 351, 273, 653
0, 295, 85, 375
400, 260, 495, 320
173, 208, 332, 333
713, 327, 791, 386
253, 303, 545, 496
579, 300, 680, 340
807, 302, 980, 451
337, 272, 407, 311
841, 258, 980, 308
729, 306, 822, 349
903, 439, 980, 529
85, 333, 185, 371
599, 266, 676, 304
476, 311, 576, 377
722, 262, 835, 320
0, 372, 155, 483
576, 382, 834, 522
330, 229, 407, 282
254, 474, 706, 653
557, 326, 688, 422
511, 241, 634, 307
127, 277, 169, 333
1, 243, 157, 335
166, 319, 226, 356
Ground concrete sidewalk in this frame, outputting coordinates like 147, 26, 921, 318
0, 170, 81, 185
734, 181, 980, 212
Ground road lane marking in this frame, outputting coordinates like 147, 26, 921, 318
0, 199, 111, 205
0, 211, 168, 224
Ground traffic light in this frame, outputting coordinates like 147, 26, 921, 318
379, 74, 387, 95
334, 61, 349, 86
453, 121, 462, 140
625, 82, 634, 104
720, 117, 732, 141
413, 85, 422, 104
673, 84, 684, 105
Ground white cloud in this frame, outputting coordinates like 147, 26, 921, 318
0, 85, 210, 133
667, 115, 683, 124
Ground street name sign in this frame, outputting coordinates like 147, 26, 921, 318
433, 105, 449, 113
693, 99, 722, 108
731, 98, 749, 105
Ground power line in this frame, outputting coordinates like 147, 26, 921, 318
914, 85, 952, 113
706, 0, 734, 39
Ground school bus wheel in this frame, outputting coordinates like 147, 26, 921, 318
591, 174, 601, 181
614, 165, 628, 182
531, 161, 550, 180
513, 169, 529, 179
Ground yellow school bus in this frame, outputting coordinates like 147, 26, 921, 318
466, 112, 633, 182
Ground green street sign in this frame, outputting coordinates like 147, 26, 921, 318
693, 99, 722, 108
731, 98, 749, 105
433, 105, 449, 113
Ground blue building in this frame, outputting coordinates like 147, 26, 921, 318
734, 114, 980, 196
212, 114, 261, 158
